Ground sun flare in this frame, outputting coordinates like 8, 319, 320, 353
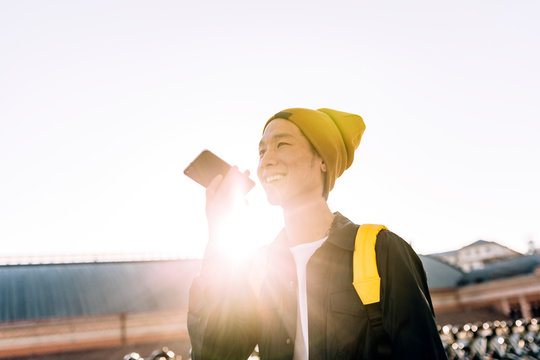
210, 189, 282, 264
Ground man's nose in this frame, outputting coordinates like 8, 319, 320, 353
259, 149, 278, 167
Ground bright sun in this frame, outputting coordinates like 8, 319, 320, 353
210, 188, 283, 264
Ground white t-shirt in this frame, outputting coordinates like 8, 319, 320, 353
289, 237, 326, 360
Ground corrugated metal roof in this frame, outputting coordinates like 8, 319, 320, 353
458, 255, 540, 285
0, 260, 201, 322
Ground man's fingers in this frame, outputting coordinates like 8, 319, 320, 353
206, 166, 250, 202
206, 174, 224, 198
220, 166, 242, 191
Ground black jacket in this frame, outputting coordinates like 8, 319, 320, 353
188, 213, 447, 359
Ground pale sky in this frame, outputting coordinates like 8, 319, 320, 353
1, 0, 539, 261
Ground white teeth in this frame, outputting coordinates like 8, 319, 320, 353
265, 175, 284, 183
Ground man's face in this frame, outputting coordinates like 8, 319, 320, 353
257, 119, 325, 207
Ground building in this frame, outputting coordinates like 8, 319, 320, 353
431, 240, 522, 272
426, 253, 540, 325
0, 259, 201, 359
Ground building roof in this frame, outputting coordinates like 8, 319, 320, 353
461, 239, 491, 248
458, 255, 540, 286
0, 259, 201, 322
419, 255, 463, 289
459, 240, 522, 257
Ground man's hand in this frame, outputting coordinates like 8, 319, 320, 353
205, 166, 251, 242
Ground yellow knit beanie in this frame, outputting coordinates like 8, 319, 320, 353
263, 108, 365, 195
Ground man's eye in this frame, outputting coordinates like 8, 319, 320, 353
259, 149, 266, 157
277, 142, 289, 148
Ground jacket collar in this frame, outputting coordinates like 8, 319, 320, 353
326, 212, 358, 251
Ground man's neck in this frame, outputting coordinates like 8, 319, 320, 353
282, 198, 334, 247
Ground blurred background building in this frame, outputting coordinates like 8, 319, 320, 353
0, 258, 200, 359
426, 245, 540, 324
430, 240, 523, 272
1, 240, 539, 359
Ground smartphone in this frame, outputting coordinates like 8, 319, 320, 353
184, 150, 255, 193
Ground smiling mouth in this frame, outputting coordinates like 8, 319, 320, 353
265, 174, 285, 184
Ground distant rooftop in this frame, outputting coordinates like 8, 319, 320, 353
429, 239, 523, 259
461, 240, 492, 248
0, 252, 196, 266
0, 259, 202, 322
458, 255, 540, 286
419, 255, 463, 289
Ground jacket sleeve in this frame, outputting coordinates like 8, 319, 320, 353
188, 250, 258, 360
376, 230, 447, 360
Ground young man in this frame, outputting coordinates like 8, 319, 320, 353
188, 108, 447, 360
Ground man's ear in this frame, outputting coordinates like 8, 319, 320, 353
321, 162, 327, 172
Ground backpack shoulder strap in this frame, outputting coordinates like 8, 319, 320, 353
352, 224, 387, 304
353, 224, 392, 359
